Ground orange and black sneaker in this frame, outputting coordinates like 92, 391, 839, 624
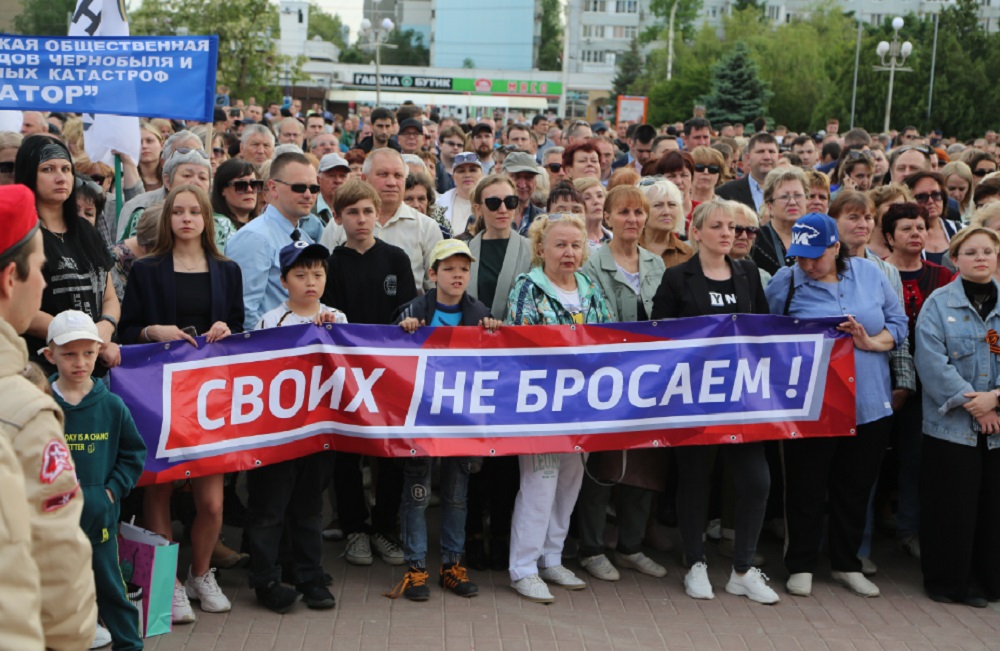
440, 562, 479, 598
384, 566, 430, 601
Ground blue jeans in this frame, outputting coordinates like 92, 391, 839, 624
400, 457, 478, 567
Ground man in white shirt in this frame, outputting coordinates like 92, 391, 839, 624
320, 149, 442, 290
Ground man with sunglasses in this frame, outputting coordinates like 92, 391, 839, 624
542, 147, 566, 187
501, 152, 543, 233
226, 152, 320, 329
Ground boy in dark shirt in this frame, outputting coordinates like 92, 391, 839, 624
322, 180, 417, 567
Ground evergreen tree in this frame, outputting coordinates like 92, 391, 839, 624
700, 41, 771, 126
612, 39, 643, 98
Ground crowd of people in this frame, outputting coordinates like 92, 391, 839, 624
2, 101, 1000, 650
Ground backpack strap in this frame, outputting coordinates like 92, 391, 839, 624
783, 269, 795, 316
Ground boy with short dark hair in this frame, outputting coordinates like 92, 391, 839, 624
323, 179, 417, 567
386, 239, 500, 601
43, 310, 146, 651
247, 241, 343, 613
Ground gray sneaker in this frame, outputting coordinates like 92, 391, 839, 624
345, 532, 373, 566
372, 533, 405, 565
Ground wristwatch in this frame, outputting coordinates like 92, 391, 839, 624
97, 314, 118, 335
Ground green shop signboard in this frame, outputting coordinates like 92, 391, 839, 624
351, 73, 561, 97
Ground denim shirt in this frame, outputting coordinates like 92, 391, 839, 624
914, 277, 1000, 450
225, 205, 313, 330
766, 257, 908, 426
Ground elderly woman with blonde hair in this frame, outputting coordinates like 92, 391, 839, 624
638, 178, 693, 269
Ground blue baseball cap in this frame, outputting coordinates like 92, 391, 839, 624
786, 213, 839, 259
279, 240, 329, 275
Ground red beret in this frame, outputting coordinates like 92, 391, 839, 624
0, 184, 40, 257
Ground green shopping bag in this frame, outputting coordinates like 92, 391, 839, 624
118, 520, 178, 638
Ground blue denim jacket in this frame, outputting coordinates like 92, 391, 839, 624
914, 277, 1000, 450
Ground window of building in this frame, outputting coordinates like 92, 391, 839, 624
615, 1, 638, 13
581, 50, 607, 63
766, 4, 780, 20
585, 0, 607, 12
583, 24, 606, 38
612, 25, 638, 38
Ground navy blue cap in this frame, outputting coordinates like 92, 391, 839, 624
787, 213, 839, 259
279, 240, 329, 274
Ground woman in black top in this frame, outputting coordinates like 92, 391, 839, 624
651, 199, 777, 604
15, 135, 121, 372
119, 184, 244, 622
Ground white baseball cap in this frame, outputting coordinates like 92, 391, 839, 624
46, 310, 104, 346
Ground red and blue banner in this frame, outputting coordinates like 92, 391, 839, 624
110, 315, 856, 485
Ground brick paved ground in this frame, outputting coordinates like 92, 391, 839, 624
140, 521, 1000, 651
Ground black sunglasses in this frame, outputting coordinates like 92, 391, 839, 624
229, 179, 264, 193
735, 225, 760, 237
694, 163, 720, 174
974, 169, 994, 178
212, 147, 226, 156
483, 195, 520, 211
0, 162, 12, 175
846, 150, 873, 160
546, 163, 562, 172
272, 179, 320, 194
913, 191, 944, 203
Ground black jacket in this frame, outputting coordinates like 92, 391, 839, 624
119, 254, 245, 344
393, 289, 492, 326
714, 176, 756, 211
650, 252, 769, 319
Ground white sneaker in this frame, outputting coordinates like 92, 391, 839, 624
706, 518, 722, 541
322, 520, 344, 541
725, 567, 779, 604
831, 571, 880, 597
580, 554, 620, 581
511, 574, 555, 603
90, 623, 111, 649
786, 572, 813, 596
859, 555, 878, 576
345, 532, 373, 566
615, 551, 668, 578
897, 534, 921, 559
539, 564, 587, 590
372, 533, 405, 566
172, 581, 197, 624
684, 562, 714, 600
185, 567, 232, 613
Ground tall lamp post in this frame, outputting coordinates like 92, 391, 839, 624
360, 7, 395, 107
873, 17, 913, 135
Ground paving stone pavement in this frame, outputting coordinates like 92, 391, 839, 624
140, 524, 1000, 651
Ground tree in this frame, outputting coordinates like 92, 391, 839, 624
537, 0, 562, 71
131, 0, 302, 104
612, 39, 643, 97
462, 58, 476, 69
645, 0, 704, 42
12, 0, 75, 35
307, 3, 347, 50
700, 41, 771, 126
380, 29, 430, 66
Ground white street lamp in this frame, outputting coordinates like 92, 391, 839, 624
359, 6, 396, 106
873, 17, 913, 135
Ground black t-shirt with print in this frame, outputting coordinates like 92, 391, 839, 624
705, 277, 738, 315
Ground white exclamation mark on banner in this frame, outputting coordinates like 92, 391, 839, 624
785, 356, 802, 398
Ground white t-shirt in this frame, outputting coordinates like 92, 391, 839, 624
255, 302, 348, 329
554, 286, 583, 323
615, 262, 641, 294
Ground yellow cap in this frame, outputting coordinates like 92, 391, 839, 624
429, 238, 476, 266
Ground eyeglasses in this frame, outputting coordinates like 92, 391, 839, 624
483, 195, 520, 211
171, 147, 210, 160
0, 162, 13, 175
545, 212, 577, 222
89, 174, 107, 185
638, 175, 665, 186
228, 179, 264, 193
453, 152, 480, 167
735, 225, 760, 238
212, 147, 226, 156
694, 163, 721, 174
894, 144, 933, 158
442, 140, 464, 148
546, 163, 563, 172
974, 168, 995, 178
913, 191, 944, 203
272, 179, 319, 194
772, 193, 806, 204
845, 150, 873, 160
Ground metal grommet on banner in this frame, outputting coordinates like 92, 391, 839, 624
790, 431, 798, 437
730, 435, 737, 441
848, 377, 855, 382
731, 314, 738, 321
254, 459, 262, 466
164, 343, 170, 350
184, 470, 191, 477
409, 449, 417, 455
850, 428, 856, 435
570, 325, 576, 330
326, 324, 332, 330
652, 440, 660, 447
574, 445, 582, 451
793, 319, 800, 324
489, 449, 496, 456
323, 444, 330, 450
244, 333, 251, 339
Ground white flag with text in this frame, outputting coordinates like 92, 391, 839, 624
69, 0, 141, 164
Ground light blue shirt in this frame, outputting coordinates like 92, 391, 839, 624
224, 204, 314, 331
748, 175, 764, 212
765, 257, 908, 426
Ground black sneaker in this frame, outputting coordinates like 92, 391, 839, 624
297, 581, 336, 609
255, 581, 300, 613
440, 563, 479, 598
384, 566, 431, 601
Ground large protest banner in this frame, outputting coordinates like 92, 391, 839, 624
111, 315, 857, 485
0, 34, 218, 122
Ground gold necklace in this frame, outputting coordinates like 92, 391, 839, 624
173, 255, 203, 272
